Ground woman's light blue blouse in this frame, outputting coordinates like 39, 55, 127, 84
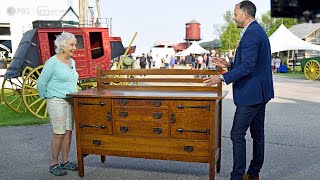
37, 55, 79, 99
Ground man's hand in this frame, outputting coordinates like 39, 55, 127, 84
203, 75, 221, 87
213, 57, 231, 68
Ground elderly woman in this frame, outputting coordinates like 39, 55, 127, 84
37, 32, 79, 176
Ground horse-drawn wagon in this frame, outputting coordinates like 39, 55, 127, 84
1, 22, 125, 118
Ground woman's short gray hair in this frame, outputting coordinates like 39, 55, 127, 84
54, 32, 76, 54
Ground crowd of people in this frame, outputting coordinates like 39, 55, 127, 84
125, 50, 234, 71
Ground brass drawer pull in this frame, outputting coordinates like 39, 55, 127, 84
153, 100, 162, 107
176, 128, 210, 135
184, 146, 194, 152
80, 124, 107, 129
170, 113, 175, 123
119, 99, 128, 106
107, 112, 112, 121
78, 101, 105, 107
119, 112, 128, 118
93, 140, 101, 147
177, 104, 210, 110
120, 126, 128, 133
153, 112, 162, 119
153, 128, 162, 134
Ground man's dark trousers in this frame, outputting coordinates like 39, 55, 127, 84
230, 102, 267, 180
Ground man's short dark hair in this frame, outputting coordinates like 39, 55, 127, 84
240, 1, 256, 18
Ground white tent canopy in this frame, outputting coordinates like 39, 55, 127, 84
269, 24, 320, 53
176, 41, 209, 56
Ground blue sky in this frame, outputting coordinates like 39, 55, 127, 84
102, 0, 270, 55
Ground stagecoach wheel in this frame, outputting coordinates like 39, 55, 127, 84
21, 66, 34, 81
304, 60, 320, 80
127, 75, 140, 86
110, 74, 125, 85
22, 65, 48, 119
1, 77, 27, 112
110, 74, 140, 86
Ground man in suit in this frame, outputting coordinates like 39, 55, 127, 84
203, 1, 274, 180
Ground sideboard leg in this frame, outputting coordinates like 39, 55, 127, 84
78, 154, 84, 177
101, 155, 106, 163
209, 160, 215, 180
216, 100, 222, 173
216, 150, 221, 173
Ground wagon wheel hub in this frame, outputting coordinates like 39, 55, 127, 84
310, 68, 315, 73
14, 89, 22, 95
25, 89, 38, 95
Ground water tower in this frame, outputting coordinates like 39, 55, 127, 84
185, 20, 201, 46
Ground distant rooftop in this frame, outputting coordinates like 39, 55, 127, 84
186, 20, 200, 24
289, 23, 320, 39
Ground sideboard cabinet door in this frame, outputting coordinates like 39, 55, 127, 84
170, 100, 214, 140
75, 98, 112, 135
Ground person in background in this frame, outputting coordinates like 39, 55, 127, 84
170, 55, 176, 69
139, 53, 147, 70
203, 53, 209, 69
154, 54, 161, 68
139, 53, 147, 76
207, 53, 216, 70
37, 32, 79, 176
147, 53, 153, 69
164, 54, 170, 69
203, 1, 274, 179
271, 55, 275, 73
228, 50, 235, 63
176, 56, 181, 65
191, 54, 196, 69
185, 54, 192, 69
196, 54, 203, 69
292, 53, 297, 73
274, 56, 281, 73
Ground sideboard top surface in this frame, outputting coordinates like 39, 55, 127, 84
68, 88, 228, 100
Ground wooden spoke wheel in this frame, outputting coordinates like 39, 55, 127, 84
127, 75, 140, 86
1, 77, 27, 112
110, 74, 140, 86
304, 60, 320, 80
22, 65, 48, 118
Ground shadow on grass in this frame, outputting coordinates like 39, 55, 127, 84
0, 103, 49, 126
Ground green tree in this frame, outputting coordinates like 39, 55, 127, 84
259, 10, 297, 36
220, 22, 241, 52
223, 10, 233, 24
219, 10, 241, 53
260, 11, 273, 33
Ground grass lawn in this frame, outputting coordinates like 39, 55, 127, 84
274, 71, 307, 79
0, 103, 49, 127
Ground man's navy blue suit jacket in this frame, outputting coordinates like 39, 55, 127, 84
223, 21, 274, 106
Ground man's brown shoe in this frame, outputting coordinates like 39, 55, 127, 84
243, 173, 260, 180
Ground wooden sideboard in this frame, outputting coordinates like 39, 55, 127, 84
68, 67, 228, 179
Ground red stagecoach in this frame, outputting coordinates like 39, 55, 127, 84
1, 21, 125, 118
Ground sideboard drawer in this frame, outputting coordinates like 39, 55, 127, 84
113, 99, 169, 107
81, 135, 209, 157
114, 121, 169, 137
112, 107, 169, 122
